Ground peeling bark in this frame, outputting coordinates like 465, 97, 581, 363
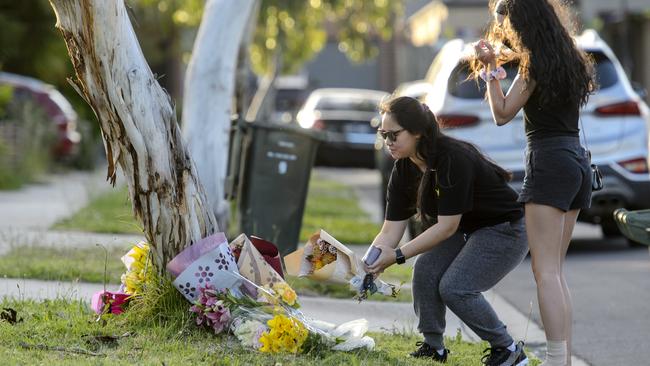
49, 0, 218, 272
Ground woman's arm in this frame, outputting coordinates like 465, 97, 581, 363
486, 67, 535, 126
361, 219, 407, 273
367, 214, 461, 274
371, 219, 408, 249
399, 215, 460, 259
474, 40, 536, 126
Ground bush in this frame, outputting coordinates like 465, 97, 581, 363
0, 96, 56, 189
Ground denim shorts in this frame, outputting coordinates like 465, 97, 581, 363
518, 136, 592, 212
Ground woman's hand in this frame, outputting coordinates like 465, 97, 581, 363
366, 244, 396, 275
474, 39, 496, 66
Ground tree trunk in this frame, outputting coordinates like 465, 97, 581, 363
181, 0, 256, 231
49, 0, 218, 273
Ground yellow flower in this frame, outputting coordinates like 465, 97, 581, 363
272, 282, 299, 307
121, 242, 152, 296
258, 314, 308, 354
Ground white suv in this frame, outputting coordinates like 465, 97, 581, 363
391, 30, 650, 242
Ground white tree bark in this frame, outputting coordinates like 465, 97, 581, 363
182, 0, 256, 230
49, 0, 218, 272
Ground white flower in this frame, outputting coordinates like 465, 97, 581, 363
233, 319, 267, 350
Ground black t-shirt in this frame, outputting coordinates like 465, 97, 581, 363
523, 86, 580, 140
385, 147, 523, 233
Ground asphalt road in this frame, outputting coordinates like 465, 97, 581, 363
495, 233, 650, 366
322, 167, 650, 366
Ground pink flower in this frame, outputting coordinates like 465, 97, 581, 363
190, 285, 232, 334
205, 296, 218, 307
91, 291, 131, 315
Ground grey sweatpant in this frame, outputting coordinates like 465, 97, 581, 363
412, 218, 528, 349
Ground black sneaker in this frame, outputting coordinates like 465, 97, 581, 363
481, 341, 529, 366
409, 341, 449, 362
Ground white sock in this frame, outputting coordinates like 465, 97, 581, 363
540, 340, 567, 366
436, 348, 445, 356
506, 341, 516, 352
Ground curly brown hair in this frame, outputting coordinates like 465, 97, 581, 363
472, 0, 595, 108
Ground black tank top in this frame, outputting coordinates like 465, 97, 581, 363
523, 87, 580, 140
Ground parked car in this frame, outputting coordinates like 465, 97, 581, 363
376, 30, 650, 244
0, 72, 81, 159
272, 74, 310, 124
297, 88, 388, 167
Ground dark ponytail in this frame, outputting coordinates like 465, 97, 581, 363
380, 96, 512, 227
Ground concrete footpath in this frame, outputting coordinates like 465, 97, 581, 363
0, 168, 588, 364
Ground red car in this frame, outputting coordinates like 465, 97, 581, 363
0, 72, 81, 159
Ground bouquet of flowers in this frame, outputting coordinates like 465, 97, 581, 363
284, 229, 400, 301
121, 241, 153, 296
169, 232, 375, 354
187, 273, 373, 354
91, 241, 153, 315
305, 233, 338, 273
90, 290, 130, 315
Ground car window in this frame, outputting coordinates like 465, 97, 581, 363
589, 51, 618, 89
315, 97, 380, 112
448, 61, 519, 99
275, 89, 307, 112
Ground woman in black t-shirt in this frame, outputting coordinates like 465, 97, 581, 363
472, 1, 595, 365
365, 96, 529, 365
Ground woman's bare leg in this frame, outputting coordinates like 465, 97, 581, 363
525, 203, 568, 365
559, 209, 579, 365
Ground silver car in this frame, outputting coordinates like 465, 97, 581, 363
389, 30, 650, 243
298, 88, 388, 167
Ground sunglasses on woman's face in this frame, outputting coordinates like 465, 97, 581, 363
378, 128, 405, 143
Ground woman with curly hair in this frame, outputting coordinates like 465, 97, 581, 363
473, 1, 595, 365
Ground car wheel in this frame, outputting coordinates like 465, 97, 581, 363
600, 220, 622, 238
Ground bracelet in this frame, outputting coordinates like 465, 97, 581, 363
479, 66, 507, 82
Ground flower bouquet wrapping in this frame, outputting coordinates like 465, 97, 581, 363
284, 229, 399, 301
229, 234, 285, 288
166, 232, 246, 302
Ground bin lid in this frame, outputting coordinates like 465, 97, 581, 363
240, 120, 327, 142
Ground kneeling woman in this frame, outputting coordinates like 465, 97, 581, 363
366, 96, 529, 366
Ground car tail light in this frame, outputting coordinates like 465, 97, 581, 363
312, 119, 326, 130
595, 101, 640, 116
436, 114, 480, 128
617, 157, 649, 174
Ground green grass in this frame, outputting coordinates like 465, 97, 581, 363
52, 186, 142, 234
299, 177, 380, 244
382, 262, 414, 284
51, 173, 380, 245
0, 297, 538, 365
0, 245, 129, 284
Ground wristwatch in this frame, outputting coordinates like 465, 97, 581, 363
395, 248, 406, 265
